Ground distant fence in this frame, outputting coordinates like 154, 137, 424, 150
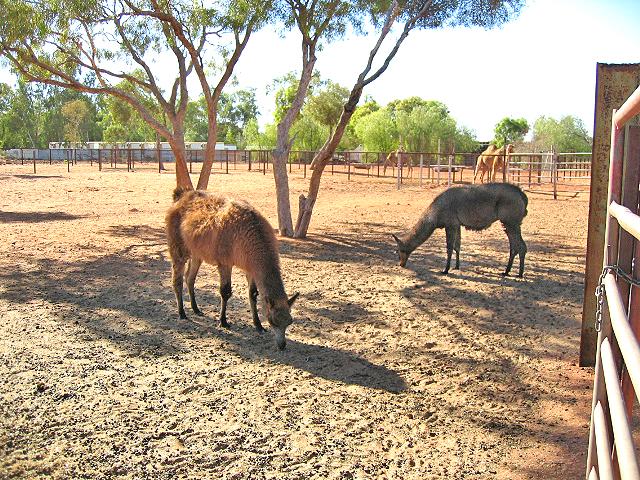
507, 151, 592, 199
2, 146, 591, 197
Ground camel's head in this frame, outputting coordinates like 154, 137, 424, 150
392, 233, 411, 268
505, 144, 515, 154
265, 293, 299, 350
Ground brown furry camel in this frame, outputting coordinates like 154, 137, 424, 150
392, 183, 528, 277
473, 144, 514, 183
383, 147, 413, 177
166, 188, 299, 350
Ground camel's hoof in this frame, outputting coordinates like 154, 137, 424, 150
439, 270, 449, 275
255, 325, 266, 334
219, 319, 230, 329
193, 307, 205, 316
179, 312, 188, 320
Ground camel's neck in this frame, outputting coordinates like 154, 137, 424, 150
255, 262, 286, 301
404, 212, 437, 252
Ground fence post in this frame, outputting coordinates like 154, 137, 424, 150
552, 147, 558, 199
226, 150, 229, 174
396, 150, 401, 190
33, 154, 36, 174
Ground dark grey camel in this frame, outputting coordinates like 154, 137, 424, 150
392, 183, 528, 277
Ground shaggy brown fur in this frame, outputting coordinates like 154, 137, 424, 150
165, 189, 299, 350
393, 183, 528, 277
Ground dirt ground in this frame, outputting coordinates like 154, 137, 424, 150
0, 162, 594, 479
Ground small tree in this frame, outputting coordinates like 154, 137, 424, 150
493, 117, 529, 147
354, 108, 396, 152
61, 99, 91, 143
532, 115, 592, 152
293, 0, 525, 238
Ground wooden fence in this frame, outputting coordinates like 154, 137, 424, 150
585, 84, 640, 479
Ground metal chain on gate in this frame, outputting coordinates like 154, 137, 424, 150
595, 265, 640, 332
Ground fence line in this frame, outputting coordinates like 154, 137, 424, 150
585, 83, 640, 480
3, 146, 592, 196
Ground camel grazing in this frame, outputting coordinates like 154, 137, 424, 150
392, 183, 528, 277
383, 147, 413, 178
473, 144, 514, 183
166, 188, 299, 350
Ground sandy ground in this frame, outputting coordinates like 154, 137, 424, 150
0, 162, 594, 479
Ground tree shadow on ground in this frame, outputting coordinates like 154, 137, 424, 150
1, 174, 64, 180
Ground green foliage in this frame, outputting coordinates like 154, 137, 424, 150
351, 96, 478, 155
0, 79, 102, 148
184, 89, 258, 147
291, 116, 328, 151
353, 108, 396, 152
304, 80, 349, 133
387, 97, 448, 121
243, 119, 276, 149
61, 99, 90, 143
405, 0, 525, 30
493, 117, 529, 147
395, 103, 454, 151
532, 115, 592, 152
271, 72, 321, 124
217, 89, 259, 146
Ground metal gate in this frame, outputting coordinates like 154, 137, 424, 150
586, 85, 640, 479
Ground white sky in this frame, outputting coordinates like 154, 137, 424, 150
1, 0, 638, 141
234, 0, 640, 140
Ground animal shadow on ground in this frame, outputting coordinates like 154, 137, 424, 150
0, 222, 406, 393
0, 210, 86, 223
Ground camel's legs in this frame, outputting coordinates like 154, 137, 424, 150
246, 275, 265, 333
171, 257, 187, 319
185, 257, 204, 316
217, 265, 232, 328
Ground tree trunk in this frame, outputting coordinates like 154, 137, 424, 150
272, 147, 295, 236
271, 42, 317, 237
294, 87, 362, 238
196, 114, 218, 190
166, 131, 193, 190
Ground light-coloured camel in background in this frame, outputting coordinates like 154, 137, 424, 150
383, 147, 413, 177
473, 144, 514, 183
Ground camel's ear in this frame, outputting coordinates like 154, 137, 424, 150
391, 233, 402, 245
287, 292, 300, 307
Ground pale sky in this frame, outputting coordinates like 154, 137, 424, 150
234, 0, 640, 140
1, 0, 638, 141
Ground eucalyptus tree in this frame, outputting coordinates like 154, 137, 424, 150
61, 99, 91, 143
293, 0, 526, 238
271, 0, 364, 236
0, 0, 270, 190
